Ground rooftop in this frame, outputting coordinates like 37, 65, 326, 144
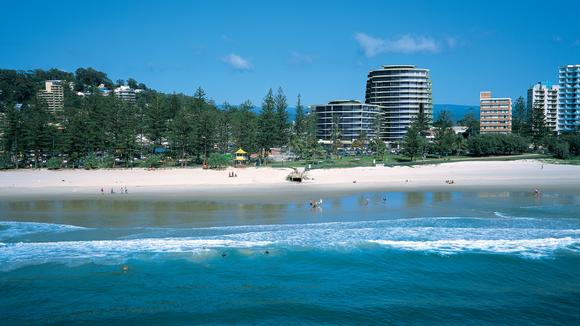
327, 100, 361, 105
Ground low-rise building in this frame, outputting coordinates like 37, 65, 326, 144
479, 91, 512, 134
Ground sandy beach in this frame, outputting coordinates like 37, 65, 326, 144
0, 160, 579, 200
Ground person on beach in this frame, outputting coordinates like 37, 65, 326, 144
110, 188, 114, 194
125, 187, 128, 194
101, 188, 104, 195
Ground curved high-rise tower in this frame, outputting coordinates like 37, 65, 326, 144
365, 65, 432, 142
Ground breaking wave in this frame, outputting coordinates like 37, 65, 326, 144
1, 217, 579, 271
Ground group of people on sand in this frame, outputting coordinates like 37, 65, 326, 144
445, 180, 455, 184
310, 198, 323, 208
101, 186, 128, 194
228, 171, 238, 178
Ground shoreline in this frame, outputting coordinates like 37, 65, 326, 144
1, 160, 579, 201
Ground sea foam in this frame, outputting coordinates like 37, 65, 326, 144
1, 218, 579, 270
0, 221, 86, 241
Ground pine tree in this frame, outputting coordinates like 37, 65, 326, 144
294, 94, 306, 137
330, 115, 342, 158
258, 89, 277, 158
144, 93, 168, 147
403, 112, 428, 161
233, 101, 258, 153
531, 100, 548, 146
274, 87, 289, 146
512, 96, 527, 135
169, 106, 195, 166
433, 110, 456, 157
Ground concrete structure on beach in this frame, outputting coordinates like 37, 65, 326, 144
365, 65, 432, 142
311, 100, 382, 141
479, 91, 512, 134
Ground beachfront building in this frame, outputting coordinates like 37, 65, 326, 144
365, 65, 432, 142
558, 64, 580, 132
311, 100, 382, 141
527, 82, 559, 133
37, 80, 64, 115
479, 91, 512, 134
113, 85, 136, 104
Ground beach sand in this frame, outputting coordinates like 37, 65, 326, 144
0, 160, 579, 200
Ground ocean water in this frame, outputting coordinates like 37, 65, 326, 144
0, 191, 579, 325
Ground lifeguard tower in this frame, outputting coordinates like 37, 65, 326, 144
235, 148, 248, 167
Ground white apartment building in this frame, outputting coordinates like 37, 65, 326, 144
114, 85, 136, 104
365, 65, 432, 142
527, 82, 559, 133
311, 100, 382, 141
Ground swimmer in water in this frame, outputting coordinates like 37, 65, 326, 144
221, 252, 227, 257
264, 250, 269, 255
122, 265, 129, 272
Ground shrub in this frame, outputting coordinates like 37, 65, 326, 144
98, 155, 115, 169
552, 142, 570, 159
561, 133, 580, 156
47, 157, 62, 170
143, 154, 163, 168
208, 153, 231, 169
83, 154, 99, 170
0, 155, 14, 170
467, 134, 528, 156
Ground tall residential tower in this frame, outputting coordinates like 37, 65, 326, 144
558, 65, 580, 132
527, 82, 559, 133
37, 80, 64, 115
365, 65, 432, 142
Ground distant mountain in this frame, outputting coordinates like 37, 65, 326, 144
433, 104, 479, 123
223, 104, 479, 123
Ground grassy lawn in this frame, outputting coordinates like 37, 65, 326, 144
538, 157, 580, 165
386, 153, 553, 167
267, 153, 555, 169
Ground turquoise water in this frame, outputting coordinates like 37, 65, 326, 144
1, 191, 579, 325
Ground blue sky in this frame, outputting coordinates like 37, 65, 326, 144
1, 0, 579, 106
